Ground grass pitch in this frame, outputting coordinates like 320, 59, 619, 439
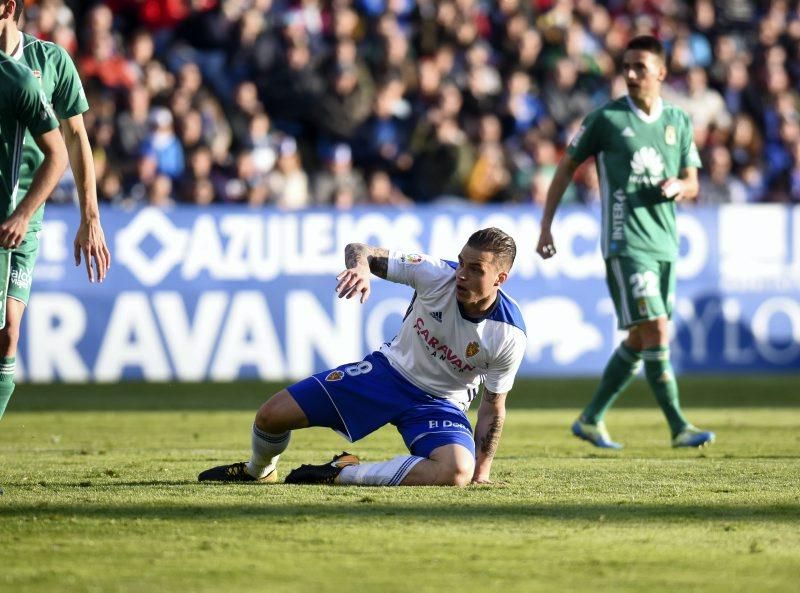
1, 377, 799, 593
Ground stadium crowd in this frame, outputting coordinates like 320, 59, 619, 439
20, 0, 800, 207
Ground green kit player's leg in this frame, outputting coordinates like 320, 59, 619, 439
0, 356, 15, 420
642, 347, 716, 447
0, 232, 40, 420
581, 343, 641, 424
641, 346, 687, 436
572, 343, 640, 449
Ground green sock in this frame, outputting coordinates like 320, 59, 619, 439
581, 343, 641, 424
642, 347, 688, 437
0, 356, 16, 421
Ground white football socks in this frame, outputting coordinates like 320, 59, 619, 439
246, 425, 290, 478
337, 455, 424, 486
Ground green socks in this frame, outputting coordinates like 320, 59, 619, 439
642, 347, 688, 437
0, 356, 15, 421
581, 344, 641, 424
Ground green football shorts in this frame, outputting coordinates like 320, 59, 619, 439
605, 255, 675, 330
7, 228, 40, 306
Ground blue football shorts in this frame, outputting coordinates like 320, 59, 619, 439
287, 352, 475, 458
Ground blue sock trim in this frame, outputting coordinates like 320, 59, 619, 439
388, 456, 423, 486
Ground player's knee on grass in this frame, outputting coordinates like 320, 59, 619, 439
428, 445, 475, 487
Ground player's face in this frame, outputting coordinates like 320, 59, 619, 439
622, 50, 666, 100
455, 245, 508, 309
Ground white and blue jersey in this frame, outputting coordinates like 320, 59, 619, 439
380, 250, 527, 411
286, 250, 527, 458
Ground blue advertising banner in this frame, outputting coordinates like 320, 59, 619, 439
15, 204, 800, 382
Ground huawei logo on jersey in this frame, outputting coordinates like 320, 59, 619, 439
32, 70, 41, 78
414, 317, 476, 372
465, 342, 480, 357
629, 146, 665, 186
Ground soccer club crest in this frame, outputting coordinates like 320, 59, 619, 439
465, 342, 480, 358
665, 125, 676, 146
325, 370, 344, 382
400, 253, 423, 264
637, 299, 648, 317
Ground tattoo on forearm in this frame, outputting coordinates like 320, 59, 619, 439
344, 244, 388, 278
369, 248, 389, 279
480, 415, 505, 457
483, 389, 502, 403
345, 243, 369, 270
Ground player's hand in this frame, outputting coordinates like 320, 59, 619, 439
74, 218, 111, 283
471, 476, 493, 485
0, 212, 30, 249
335, 265, 371, 304
660, 177, 685, 201
536, 228, 557, 259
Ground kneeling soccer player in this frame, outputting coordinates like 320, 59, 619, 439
199, 227, 527, 486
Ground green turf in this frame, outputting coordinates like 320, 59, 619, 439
1, 379, 799, 593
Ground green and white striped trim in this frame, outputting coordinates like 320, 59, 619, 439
641, 348, 670, 362
615, 344, 641, 364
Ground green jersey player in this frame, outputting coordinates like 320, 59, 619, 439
0, 0, 69, 420
536, 35, 715, 449
0, 1, 110, 419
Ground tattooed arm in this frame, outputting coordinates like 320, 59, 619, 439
472, 388, 507, 484
336, 243, 389, 303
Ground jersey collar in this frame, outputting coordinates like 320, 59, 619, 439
11, 33, 24, 61
457, 294, 499, 324
625, 95, 663, 123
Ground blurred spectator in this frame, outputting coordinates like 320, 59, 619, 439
79, 32, 137, 89
315, 62, 374, 141
114, 86, 151, 170
721, 58, 762, 124
366, 169, 413, 206
412, 117, 474, 201
98, 170, 125, 204
500, 70, 546, 138
266, 136, 310, 209
354, 78, 413, 175
312, 143, 368, 209
664, 67, 731, 148
698, 146, 748, 204
728, 114, 764, 172
222, 151, 269, 205
466, 142, 512, 203
179, 145, 219, 204
542, 58, 593, 131
148, 174, 175, 207
228, 81, 264, 151
140, 107, 185, 181
247, 112, 279, 176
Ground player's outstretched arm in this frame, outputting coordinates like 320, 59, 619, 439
0, 128, 68, 249
336, 243, 389, 304
472, 388, 508, 484
62, 114, 111, 283
536, 155, 579, 260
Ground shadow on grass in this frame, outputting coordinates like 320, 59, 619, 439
10, 376, 800, 412
1, 498, 798, 523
